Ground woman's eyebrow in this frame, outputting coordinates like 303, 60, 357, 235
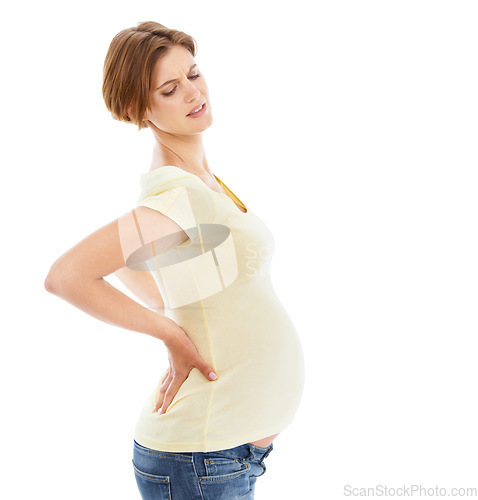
155, 64, 198, 90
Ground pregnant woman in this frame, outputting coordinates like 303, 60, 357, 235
45, 21, 305, 499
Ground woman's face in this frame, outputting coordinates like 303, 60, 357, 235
145, 44, 213, 134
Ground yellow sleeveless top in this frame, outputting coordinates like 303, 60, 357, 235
131, 166, 305, 452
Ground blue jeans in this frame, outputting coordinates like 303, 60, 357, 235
132, 439, 274, 499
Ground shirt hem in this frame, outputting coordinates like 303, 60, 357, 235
133, 426, 287, 453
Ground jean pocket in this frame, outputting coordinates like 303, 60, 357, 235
200, 457, 251, 483
132, 460, 172, 499
249, 446, 273, 478
252, 460, 267, 478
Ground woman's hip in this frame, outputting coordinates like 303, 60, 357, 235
132, 439, 274, 499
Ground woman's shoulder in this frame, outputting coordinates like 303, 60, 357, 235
136, 166, 217, 223
138, 166, 203, 197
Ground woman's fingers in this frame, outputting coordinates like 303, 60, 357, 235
153, 385, 166, 413
195, 358, 218, 381
159, 374, 185, 414
152, 327, 219, 415
153, 370, 171, 412
161, 368, 170, 384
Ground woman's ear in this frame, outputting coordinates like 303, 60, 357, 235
142, 107, 151, 122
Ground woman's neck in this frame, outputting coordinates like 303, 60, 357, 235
149, 127, 211, 178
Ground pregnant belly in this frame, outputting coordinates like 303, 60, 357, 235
248, 433, 280, 448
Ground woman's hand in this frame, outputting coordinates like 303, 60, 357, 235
154, 324, 218, 414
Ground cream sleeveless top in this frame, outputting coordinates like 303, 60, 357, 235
130, 166, 305, 452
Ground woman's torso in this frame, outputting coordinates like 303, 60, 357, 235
194, 172, 275, 448
132, 166, 305, 452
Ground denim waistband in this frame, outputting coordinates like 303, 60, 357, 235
133, 439, 273, 462
205, 442, 274, 462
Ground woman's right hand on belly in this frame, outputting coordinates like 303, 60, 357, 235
154, 324, 218, 414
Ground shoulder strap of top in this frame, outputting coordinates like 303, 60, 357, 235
213, 174, 247, 210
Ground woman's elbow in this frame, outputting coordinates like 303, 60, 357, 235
44, 260, 75, 295
44, 264, 62, 294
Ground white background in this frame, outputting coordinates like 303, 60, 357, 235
1, 1, 477, 499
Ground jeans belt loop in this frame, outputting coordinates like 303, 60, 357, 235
259, 445, 273, 463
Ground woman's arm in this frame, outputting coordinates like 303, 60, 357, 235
114, 267, 165, 315
44, 206, 185, 341
44, 205, 218, 414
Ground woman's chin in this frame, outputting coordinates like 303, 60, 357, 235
187, 115, 214, 133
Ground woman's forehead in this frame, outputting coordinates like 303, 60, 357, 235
153, 46, 196, 81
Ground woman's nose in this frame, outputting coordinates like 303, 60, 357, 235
185, 80, 200, 101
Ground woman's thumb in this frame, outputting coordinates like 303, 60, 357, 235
198, 361, 218, 381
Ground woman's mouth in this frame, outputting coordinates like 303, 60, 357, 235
187, 102, 207, 118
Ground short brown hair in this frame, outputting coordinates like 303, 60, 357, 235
102, 21, 197, 130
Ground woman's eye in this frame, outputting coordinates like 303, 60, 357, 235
162, 74, 201, 97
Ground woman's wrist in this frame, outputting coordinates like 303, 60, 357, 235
153, 314, 180, 346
